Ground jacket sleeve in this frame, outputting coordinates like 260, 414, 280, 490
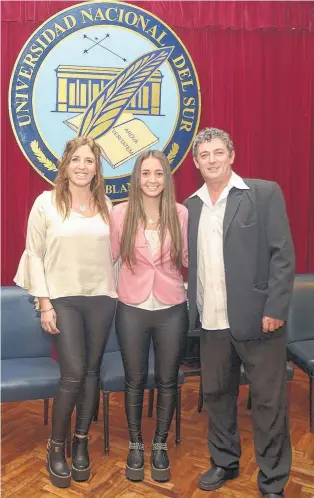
263, 183, 295, 320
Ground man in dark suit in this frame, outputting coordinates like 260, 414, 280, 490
185, 128, 295, 498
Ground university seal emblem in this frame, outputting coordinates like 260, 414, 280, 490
9, 1, 201, 201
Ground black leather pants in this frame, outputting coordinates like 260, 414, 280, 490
50, 295, 116, 442
116, 301, 188, 443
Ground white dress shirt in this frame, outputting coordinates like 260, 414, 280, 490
194, 171, 249, 330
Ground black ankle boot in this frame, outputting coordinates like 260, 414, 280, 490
71, 435, 90, 482
126, 441, 144, 481
151, 440, 170, 482
46, 438, 71, 488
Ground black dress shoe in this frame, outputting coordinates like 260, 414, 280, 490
263, 494, 284, 497
126, 441, 144, 481
71, 435, 90, 482
198, 465, 239, 491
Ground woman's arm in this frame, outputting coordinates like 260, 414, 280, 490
109, 204, 122, 263
14, 194, 59, 334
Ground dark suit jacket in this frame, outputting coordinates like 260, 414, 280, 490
185, 179, 295, 340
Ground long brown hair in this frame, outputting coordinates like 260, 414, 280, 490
120, 150, 183, 270
54, 136, 109, 223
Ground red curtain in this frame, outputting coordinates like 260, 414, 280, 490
2, 1, 314, 285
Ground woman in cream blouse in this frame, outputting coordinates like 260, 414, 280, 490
14, 137, 117, 488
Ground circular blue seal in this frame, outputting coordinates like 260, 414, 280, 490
9, 1, 201, 201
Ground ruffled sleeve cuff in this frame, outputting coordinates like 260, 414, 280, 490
13, 250, 49, 297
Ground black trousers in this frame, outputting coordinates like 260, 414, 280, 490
50, 295, 116, 442
116, 301, 188, 442
200, 328, 291, 495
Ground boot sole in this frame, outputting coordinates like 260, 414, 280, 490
151, 464, 170, 482
46, 461, 71, 488
71, 465, 91, 482
198, 470, 239, 491
126, 464, 144, 481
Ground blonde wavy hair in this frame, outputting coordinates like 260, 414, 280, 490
120, 150, 183, 270
54, 136, 109, 223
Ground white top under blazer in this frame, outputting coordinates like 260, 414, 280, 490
123, 229, 171, 311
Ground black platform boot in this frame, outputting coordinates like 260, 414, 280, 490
126, 440, 144, 481
46, 438, 71, 488
71, 435, 90, 482
124, 381, 145, 481
151, 437, 170, 482
151, 382, 177, 482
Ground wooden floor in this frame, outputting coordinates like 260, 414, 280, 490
2, 367, 314, 498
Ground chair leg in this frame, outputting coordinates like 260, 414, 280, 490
148, 389, 154, 417
175, 386, 181, 445
197, 375, 203, 413
66, 418, 71, 458
286, 380, 292, 410
103, 391, 110, 456
44, 398, 49, 425
94, 389, 100, 422
247, 387, 252, 410
310, 377, 314, 434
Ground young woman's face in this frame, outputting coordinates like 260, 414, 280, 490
67, 144, 96, 188
140, 157, 165, 199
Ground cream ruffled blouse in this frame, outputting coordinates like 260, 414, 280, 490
14, 191, 117, 300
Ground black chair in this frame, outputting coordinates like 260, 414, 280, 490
182, 325, 204, 412
1, 286, 71, 455
286, 274, 314, 433
99, 321, 185, 455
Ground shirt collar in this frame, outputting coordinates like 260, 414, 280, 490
191, 171, 249, 207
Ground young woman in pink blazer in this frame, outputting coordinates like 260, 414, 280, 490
110, 150, 188, 483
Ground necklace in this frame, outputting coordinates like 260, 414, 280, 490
79, 204, 87, 212
146, 213, 159, 225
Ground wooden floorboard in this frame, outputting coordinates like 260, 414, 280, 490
1, 367, 314, 497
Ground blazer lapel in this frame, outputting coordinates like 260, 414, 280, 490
223, 188, 243, 241
188, 196, 203, 265
136, 228, 153, 262
153, 231, 171, 263
186, 196, 203, 328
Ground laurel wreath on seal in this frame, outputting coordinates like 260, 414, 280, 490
30, 140, 58, 172
79, 46, 174, 139
167, 143, 179, 164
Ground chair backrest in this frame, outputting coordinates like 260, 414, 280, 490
104, 318, 120, 353
286, 274, 314, 344
1, 286, 52, 359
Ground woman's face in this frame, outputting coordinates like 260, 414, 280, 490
67, 144, 96, 188
140, 156, 165, 199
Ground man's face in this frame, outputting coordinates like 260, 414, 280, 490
193, 138, 235, 185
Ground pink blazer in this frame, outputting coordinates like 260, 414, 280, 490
110, 202, 188, 305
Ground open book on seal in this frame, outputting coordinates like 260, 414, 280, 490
64, 112, 159, 169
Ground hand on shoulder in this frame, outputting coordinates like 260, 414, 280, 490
112, 201, 128, 212
105, 195, 113, 212
176, 202, 188, 213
